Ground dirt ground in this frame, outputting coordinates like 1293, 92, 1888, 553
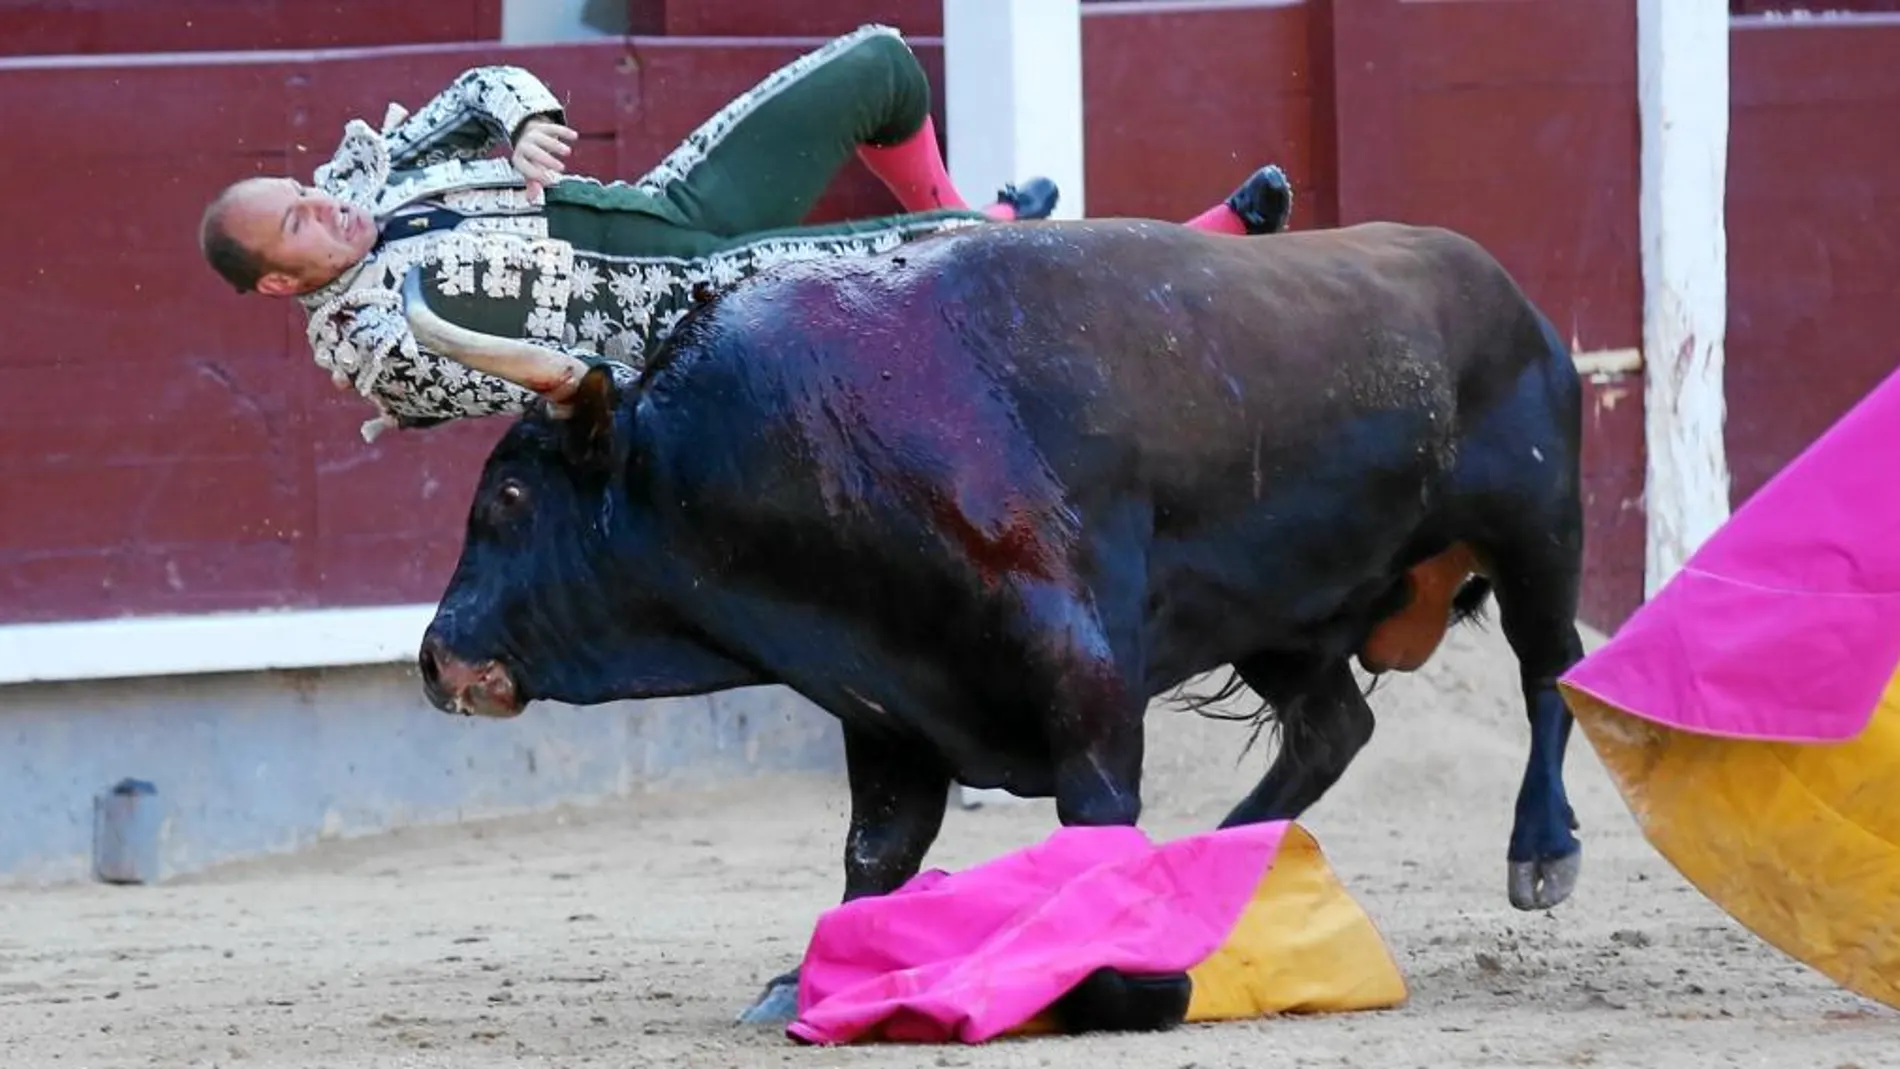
3, 623, 1893, 1069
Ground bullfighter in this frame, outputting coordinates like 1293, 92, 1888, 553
197, 24, 1295, 441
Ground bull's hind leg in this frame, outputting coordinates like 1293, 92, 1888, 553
1214, 653, 1375, 828
1463, 314, 1589, 910
1489, 537, 1586, 910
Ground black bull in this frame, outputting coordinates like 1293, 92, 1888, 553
416, 219, 1586, 1020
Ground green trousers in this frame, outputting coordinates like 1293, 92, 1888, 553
538, 25, 991, 365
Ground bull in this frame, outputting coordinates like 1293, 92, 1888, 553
410, 218, 1587, 1024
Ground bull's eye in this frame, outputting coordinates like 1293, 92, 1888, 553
488, 479, 529, 525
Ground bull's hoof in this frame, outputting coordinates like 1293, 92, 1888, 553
1048, 967, 1192, 1034
735, 969, 800, 1026
1507, 849, 1582, 910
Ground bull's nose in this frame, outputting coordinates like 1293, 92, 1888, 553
418, 631, 455, 710
417, 632, 523, 718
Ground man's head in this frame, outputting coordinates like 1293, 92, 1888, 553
198, 176, 378, 297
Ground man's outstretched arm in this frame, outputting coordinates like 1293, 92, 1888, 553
381, 65, 568, 171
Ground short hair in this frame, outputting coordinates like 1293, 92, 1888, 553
198, 180, 272, 294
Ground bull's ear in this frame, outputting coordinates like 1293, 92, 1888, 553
561, 362, 623, 473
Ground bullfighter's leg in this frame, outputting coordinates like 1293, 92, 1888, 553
1184, 165, 1297, 236
621, 23, 1288, 237
1213, 653, 1375, 828
735, 719, 952, 1026
629, 24, 1050, 232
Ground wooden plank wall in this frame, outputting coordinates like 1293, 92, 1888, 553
4, 1, 1888, 637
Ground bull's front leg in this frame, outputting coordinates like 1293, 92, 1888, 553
734, 719, 951, 1026
1020, 582, 1205, 1035
1017, 527, 1151, 830
1046, 650, 1146, 829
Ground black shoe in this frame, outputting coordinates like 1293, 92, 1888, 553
996, 176, 1060, 220
1226, 163, 1294, 235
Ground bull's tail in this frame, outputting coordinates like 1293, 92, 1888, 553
1451, 574, 1493, 628
1171, 652, 1378, 764
1173, 575, 1491, 763
1168, 668, 1283, 763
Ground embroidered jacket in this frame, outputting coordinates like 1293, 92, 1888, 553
296, 65, 582, 441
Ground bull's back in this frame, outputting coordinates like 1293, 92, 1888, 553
636, 218, 1543, 543
890, 220, 1540, 519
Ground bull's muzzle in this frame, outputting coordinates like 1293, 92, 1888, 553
418, 632, 525, 719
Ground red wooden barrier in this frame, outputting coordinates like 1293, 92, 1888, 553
1323, 0, 1646, 631
0, 0, 501, 57
1726, 17, 1900, 508
627, 0, 942, 37
1731, 1, 1900, 11
15, 4, 1881, 637
621, 0, 1233, 38
1081, 2, 1321, 226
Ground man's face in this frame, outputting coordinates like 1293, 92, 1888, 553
219, 177, 378, 296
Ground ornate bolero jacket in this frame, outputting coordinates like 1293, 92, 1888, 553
295, 65, 581, 441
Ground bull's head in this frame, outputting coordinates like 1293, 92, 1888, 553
410, 296, 763, 718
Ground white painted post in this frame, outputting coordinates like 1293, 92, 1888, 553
1638, 0, 1731, 598
500, 0, 623, 43
942, 0, 1087, 220
942, 1, 1084, 809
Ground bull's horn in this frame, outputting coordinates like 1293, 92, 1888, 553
401, 268, 588, 402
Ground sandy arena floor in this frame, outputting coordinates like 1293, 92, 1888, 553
3, 624, 1893, 1068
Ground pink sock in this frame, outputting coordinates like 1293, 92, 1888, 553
857, 116, 971, 213
1182, 203, 1249, 235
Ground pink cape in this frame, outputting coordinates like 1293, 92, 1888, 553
1561, 365, 1900, 743
787, 821, 1289, 1045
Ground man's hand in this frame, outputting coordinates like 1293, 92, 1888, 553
513, 116, 578, 199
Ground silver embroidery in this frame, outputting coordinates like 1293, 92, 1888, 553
381, 65, 563, 171
566, 215, 985, 364
570, 260, 603, 303
303, 229, 576, 440
443, 186, 543, 216
578, 309, 614, 343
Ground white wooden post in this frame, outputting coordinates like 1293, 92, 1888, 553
1638, 0, 1731, 598
500, 0, 621, 42
944, 0, 1085, 809
942, 0, 1086, 220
